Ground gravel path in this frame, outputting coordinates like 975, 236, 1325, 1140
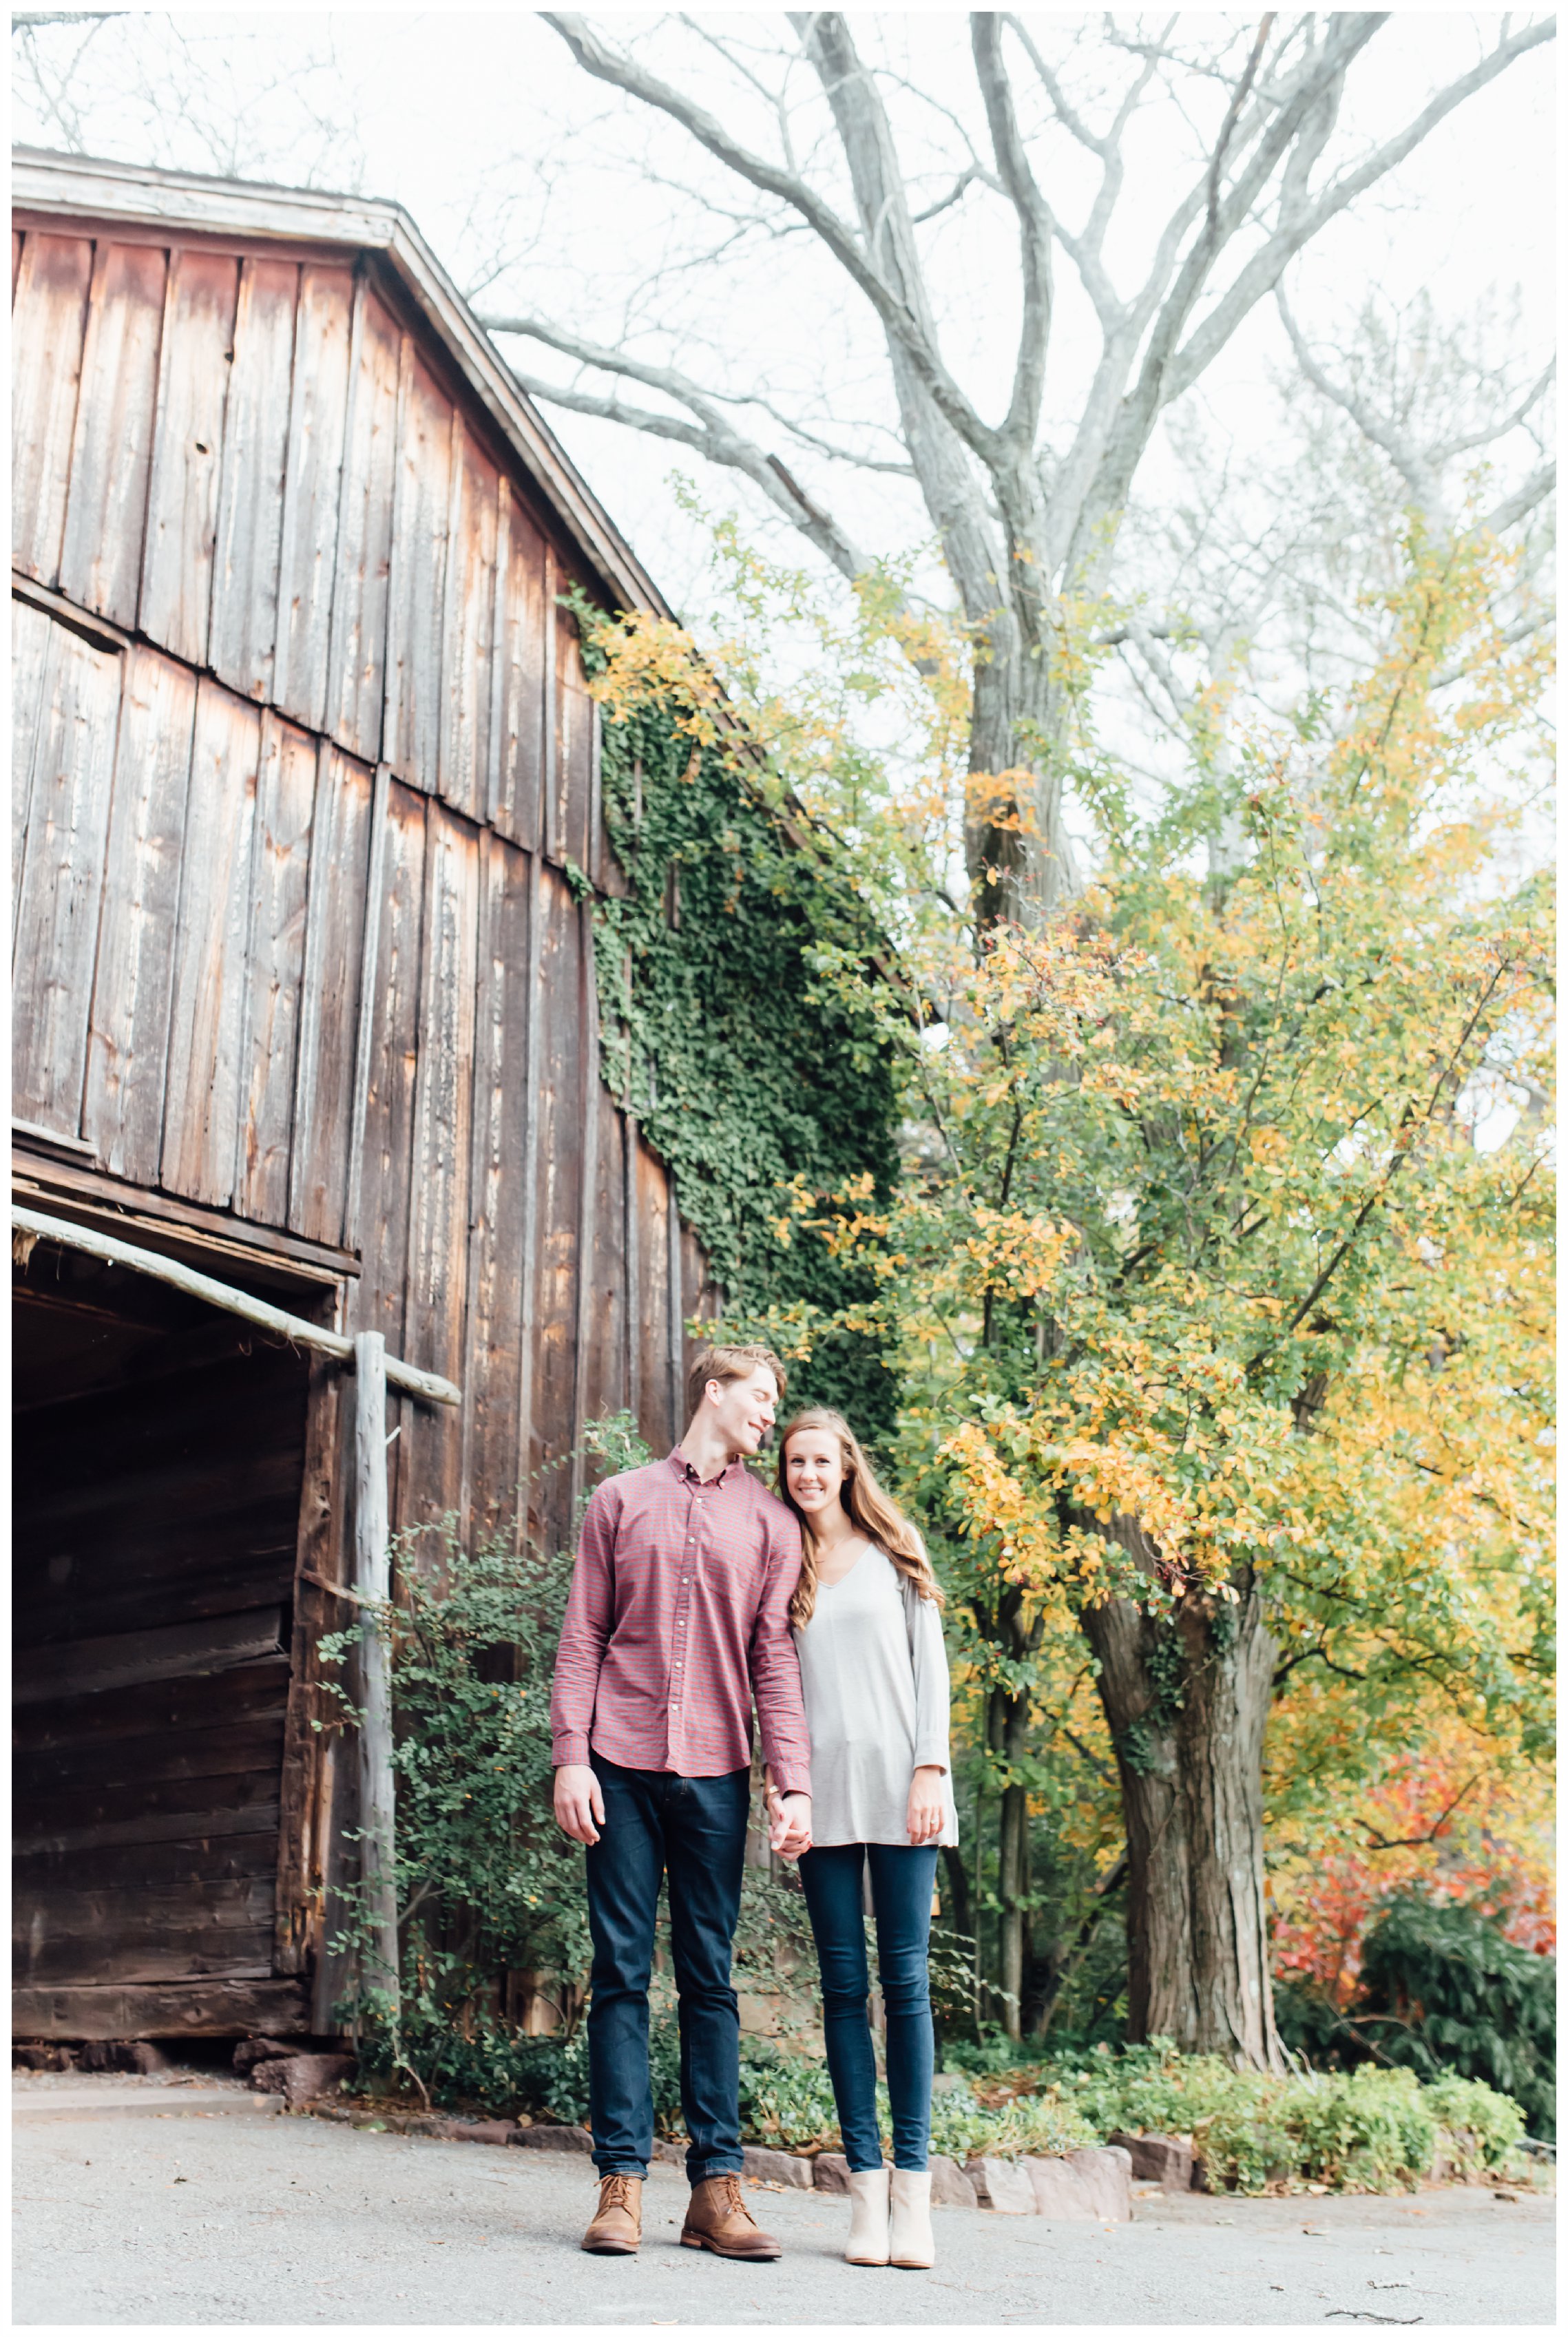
12, 2090, 1554, 2326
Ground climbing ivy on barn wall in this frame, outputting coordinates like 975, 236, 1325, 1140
572, 600, 899, 1444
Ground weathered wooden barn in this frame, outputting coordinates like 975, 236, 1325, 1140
11, 148, 710, 2044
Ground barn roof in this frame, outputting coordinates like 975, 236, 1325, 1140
12, 144, 673, 626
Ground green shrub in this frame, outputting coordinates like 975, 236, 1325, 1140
1423, 2072, 1528, 2174
737, 2039, 842, 2150
1252, 2068, 1435, 2195
1357, 1896, 1555, 2141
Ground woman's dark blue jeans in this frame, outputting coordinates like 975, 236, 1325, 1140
798, 1841, 939, 2172
584, 1757, 751, 2183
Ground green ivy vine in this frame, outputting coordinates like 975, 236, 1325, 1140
573, 602, 900, 1441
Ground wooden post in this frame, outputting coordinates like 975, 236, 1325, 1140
352, 1328, 399, 2007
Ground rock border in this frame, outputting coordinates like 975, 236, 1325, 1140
297, 2104, 1133, 2219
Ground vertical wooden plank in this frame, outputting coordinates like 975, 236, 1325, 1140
667, 1173, 687, 1446
289, 743, 375, 1248
514, 846, 547, 1548
459, 830, 534, 1545
351, 1330, 400, 1999
541, 546, 560, 862
158, 678, 260, 1205
10, 621, 125, 1138
81, 646, 199, 1182
58, 240, 169, 627
11, 597, 53, 899
352, 779, 426, 1361
276, 1350, 346, 1980
236, 711, 317, 1226
623, 1108, 642, 1432
578, 1060, 629, 1447
568, 907, 601, 1509
273, 262, 355, 729
209, 256, 300, 704
490, 488, 547, 851
381, 349, 452, 793
341, 762, 389, 1255
399, 805, 480, 1531
324, 281, 400, 765
138, 248, 240, 668
438, 420, 499, 821
530, 863, 585, 1554
10, 232, 94, 587
558, 630, 596, 876
636, 1134, 674, 1456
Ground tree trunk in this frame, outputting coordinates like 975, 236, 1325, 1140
1080, 1561, 1284, 2069
996, 1778, 1029, 2040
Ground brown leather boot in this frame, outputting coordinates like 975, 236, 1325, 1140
581, 2173, 642, 2254
680, 2172, 782, 2260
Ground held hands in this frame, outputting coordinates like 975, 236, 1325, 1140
553, 1763, 605, 1845
906, 1764, 947, 1845
762, 1770, 813, 1861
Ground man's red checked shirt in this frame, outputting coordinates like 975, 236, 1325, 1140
550, 1451, 812, 1796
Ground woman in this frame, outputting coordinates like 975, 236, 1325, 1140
770, 1408, 957, 2272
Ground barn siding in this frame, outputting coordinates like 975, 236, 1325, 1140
11, 232, 95, 589
83, 644, 199, 1182
208, 256, 300, 704
11, 616, 125, 1138
323, 277, 400, 764
138, 249, 240, 669
12, 182, 723, 2048
14, 207, 704, 1599
59, 240, 167, 627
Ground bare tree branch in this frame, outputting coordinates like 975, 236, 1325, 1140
1163, 15, 1558, 411
1478, 462, 1556, 540
483, 308, 872, 579
1276, 286, 1439, 517
543, 10, 1004, 468
972, 14, 1054, 457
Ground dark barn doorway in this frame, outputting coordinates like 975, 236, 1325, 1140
12, 1230, 320, 2042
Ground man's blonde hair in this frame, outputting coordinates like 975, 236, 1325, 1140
687, 1341, 787, 1422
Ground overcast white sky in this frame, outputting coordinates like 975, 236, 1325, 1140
12, 8, 1557, 622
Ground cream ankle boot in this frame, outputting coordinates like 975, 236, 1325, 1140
844, 2166, 890, 2265
889, 2168, 934, 2269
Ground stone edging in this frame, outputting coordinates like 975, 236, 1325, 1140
299, 2104, 1134, 2221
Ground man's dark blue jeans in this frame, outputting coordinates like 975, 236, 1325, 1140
798, 1841, 940, 2171
584, 1754, 751, 2183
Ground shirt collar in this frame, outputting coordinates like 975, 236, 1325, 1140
667, 1447, 740, 1489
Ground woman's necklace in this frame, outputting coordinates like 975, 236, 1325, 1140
813, 1517, 867, 1586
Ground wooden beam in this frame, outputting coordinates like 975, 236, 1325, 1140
351, 1329, 399, 2009
13, 1608, 284, 1706
11, 1204, 459, 1407
12, 1151, 358, 1282
13, 1975, 311, 2042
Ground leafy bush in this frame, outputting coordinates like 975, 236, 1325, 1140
1204, 2067, 1438, 2196
1357, 1896, 1555, 2141
737, 2038, 842, 2150
928, 2075, 1094, 2161
1421, 2072, 1528, 2174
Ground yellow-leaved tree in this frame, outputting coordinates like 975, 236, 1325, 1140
777, 540, 1553, 2059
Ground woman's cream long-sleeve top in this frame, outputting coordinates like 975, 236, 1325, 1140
792, 1541, 959, 1848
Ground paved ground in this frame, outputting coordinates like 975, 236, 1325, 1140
12, 2089, 1554, 2327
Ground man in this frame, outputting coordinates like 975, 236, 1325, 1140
550, 1341, 813, 2261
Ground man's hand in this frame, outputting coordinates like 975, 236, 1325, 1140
554, 1763, 605, 1845
766, 1782, 813, 1861
906, 1765, 947, 1845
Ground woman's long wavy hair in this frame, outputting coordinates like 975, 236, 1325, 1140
776, 1408, 944, 1630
